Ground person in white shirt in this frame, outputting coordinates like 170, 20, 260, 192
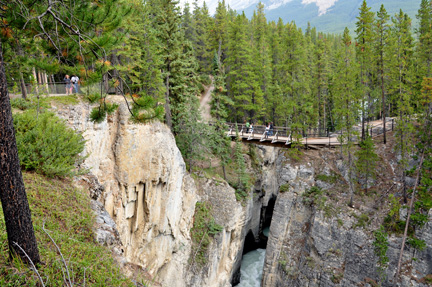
71, 75, 79, 93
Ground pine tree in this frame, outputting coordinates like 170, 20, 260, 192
151, 0, 188, 129
356, 134, 379, 193
116, 0, 164, 99
210, 52, 233, 179
312, 34, 331, 133
332, 27, 360, 207
233, 127, 249, 200
355, 0, 376, 140
389, 10, 416, 203
374, 4, 391, 144
416, 0, 432, 78
211, 0, 229, 62
192, 1, 212, 74
251, 2, 272, 122
225, 13, 263, 122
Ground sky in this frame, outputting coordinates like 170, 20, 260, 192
178, 0, 340, 16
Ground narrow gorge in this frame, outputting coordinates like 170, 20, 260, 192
56, 100, 431, 287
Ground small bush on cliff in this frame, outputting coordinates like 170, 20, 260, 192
279, 183, 290, 193
13, 110, 86, 177
190, 202, 223, 267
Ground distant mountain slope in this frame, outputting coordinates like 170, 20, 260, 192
180, 0, 422, 33
241, 0, 421, 33
239, 0, 420, 33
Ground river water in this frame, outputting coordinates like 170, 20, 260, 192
234, 227, 270, 287
234, 248, 266, 287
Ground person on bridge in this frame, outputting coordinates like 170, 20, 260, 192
265, 123, 270, 139
246, 121, 250, 133
269, 122, 274, 136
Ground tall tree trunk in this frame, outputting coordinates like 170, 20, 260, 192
0, 40, 40, 265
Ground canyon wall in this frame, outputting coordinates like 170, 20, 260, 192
258, 146, 432, 287
55, 100, 247, 287
54, 99, 431, 287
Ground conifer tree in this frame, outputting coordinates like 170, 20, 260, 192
226, 13, 263, 122
251, 2, 272, 121
416, 0, 432, 78
116, 1, 164, 99
267, 19, 285, 125
211, 0, 229, 62
312, 34, 331, 133
278, 23, 312, 142
332, 27, 360, 207
356, 134, 379, 193
374, 4, 391, 144
355, 0, 376, 140
389, 10, 416, 203
210, 53, 233, 179
151, 0, 188, 129
192, 1, 212, 74
0, 0, 130, 265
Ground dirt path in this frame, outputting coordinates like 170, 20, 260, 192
199, 77, 214, 122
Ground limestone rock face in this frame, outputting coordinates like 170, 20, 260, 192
56, 100, 249, 287
57, 102, 197, 286
261, 149, 432, 287
188, 178, 245, 287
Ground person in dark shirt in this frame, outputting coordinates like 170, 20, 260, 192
63, 75, 72, 95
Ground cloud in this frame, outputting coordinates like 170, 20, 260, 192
301, 0, 339, 16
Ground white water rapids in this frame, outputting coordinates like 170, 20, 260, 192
234, 248, 266, 287
234, 227, 269, 287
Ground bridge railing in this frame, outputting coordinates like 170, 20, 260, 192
226, 118, 395, 146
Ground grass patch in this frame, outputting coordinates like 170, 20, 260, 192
353, 213, 371, 229
0, 172, 139, 286
315, 173, 340, 184
41, 95, 80, 106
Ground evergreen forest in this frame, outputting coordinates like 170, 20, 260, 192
2, 0, 432, 169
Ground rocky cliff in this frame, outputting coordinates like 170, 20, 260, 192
53, 99, 431, 287
257, 145, 432, 287
54, 99, 248, 287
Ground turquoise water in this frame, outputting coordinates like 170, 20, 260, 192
263, 227, 270, 237
234, 248, 266, 287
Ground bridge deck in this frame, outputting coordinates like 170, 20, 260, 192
226, 118, 394, 148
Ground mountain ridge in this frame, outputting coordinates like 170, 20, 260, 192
181, 0, 422, 33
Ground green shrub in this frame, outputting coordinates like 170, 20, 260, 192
199, 74, 211, 86
315, 173, 339, 184
90, 103, 119, 123
407, 236, 427, 251
302, 186, 325, 206
13, 111, 85, 177
279, 183, 290, 193
86, 93, 102, 103
10, 97, 33, 110
373, 226, 389, 269
353, 213, 370, 229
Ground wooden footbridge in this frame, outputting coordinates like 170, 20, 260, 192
226, 119, 395, 149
